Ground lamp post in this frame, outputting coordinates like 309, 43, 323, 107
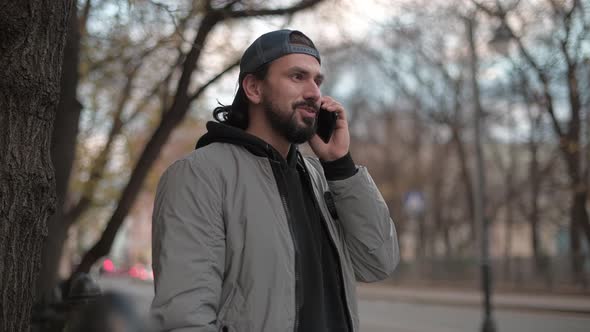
466, 17, 496, 332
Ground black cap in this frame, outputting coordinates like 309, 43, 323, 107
239, 29, 320, 78
232, 30, 321, 110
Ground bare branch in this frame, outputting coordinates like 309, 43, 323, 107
220, 0, 323, 19
472, 0, 502, 17
222, 0, 241, 10
64, 63, 142, 222
188, 59, 240, 103
68, 46, 186, 224
488, 145, 560, 223
79, 0, 92, 37
474, 1, 565, 138
548, 0, 578, 67
148, 0, 199, 45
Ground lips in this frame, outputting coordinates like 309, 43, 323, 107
296, 106, 317, 118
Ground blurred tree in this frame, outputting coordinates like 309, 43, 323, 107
36, 0, 327, 300
475, 0, 590, 283
510, 64, 560, 273
429, 136, 454, 259
385, 8, 480, 255
297, 0, 585, 289
0, 1, 74, 330
72, 0, 326, 277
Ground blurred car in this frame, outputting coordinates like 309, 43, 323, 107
127, 263, 154, 282
98, 258, 118, 276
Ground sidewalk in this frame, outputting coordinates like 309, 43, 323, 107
357, 283, 590, 315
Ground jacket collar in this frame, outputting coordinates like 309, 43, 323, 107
196, 121, 298, 169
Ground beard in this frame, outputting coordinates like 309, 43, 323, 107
261, 94, 317, 144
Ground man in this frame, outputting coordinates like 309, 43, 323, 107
151, 29, 399, 332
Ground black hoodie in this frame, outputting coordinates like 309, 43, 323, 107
196, 121, 356, 332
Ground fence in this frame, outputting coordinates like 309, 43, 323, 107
388, 255, 590, 294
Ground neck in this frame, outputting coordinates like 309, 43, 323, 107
246, 106, 291, 158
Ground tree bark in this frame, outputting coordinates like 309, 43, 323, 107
36, 2, 83, 302
0, 1, 73, 331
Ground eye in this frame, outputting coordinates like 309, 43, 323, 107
291, 73, 304, 81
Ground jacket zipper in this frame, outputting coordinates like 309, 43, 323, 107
269, 157, 302, 332
298, 154, 355, 332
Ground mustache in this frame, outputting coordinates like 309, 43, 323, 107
292, 100, 319, 112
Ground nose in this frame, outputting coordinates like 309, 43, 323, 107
303, 80, 321, 102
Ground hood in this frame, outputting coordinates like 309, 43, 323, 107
195, 121, 297, 168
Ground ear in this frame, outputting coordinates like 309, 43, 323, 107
242, 74, 263, 105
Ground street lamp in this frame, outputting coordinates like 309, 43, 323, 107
466, 17, 497, 332
468, 18, 515, 332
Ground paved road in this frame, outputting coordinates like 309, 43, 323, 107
98, 276, 590, 332
358, 299, 590, 332
358, 284, 590, 314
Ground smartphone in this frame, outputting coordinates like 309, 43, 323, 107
316, 108, 337, 144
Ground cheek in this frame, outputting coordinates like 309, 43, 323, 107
270, 81, 302, 107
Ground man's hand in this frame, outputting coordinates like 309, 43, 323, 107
309, 96, 350, 161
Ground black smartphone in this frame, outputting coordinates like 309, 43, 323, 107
316, 108, 337, 143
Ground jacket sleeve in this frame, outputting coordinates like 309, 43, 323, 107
327, 166, 400, 282
151, 157, 225, 331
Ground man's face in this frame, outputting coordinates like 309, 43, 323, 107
259, 54, 324, 144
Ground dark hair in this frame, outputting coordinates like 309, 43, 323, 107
213, 64, 269, 129
213, 31, 317, 129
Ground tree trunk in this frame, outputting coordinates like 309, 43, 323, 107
0, 1, 73, 331
410, 106, 426, 259
503, 175, 514, 280
431, 143, 446, 259
563, 145, 590, 282
443, 226, 452, 260
451, 126, 476, 250
529, 143, 542, 271
570, 190, 589, 285
36, 2, 83, 302
450, 80, 476, 251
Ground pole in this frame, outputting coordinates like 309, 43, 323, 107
466, 16, 496, 332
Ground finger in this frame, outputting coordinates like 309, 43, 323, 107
320, 96, 347, 121
326, 103, 347, 122
320, 96, 339, 110
320, 101, 343, 113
